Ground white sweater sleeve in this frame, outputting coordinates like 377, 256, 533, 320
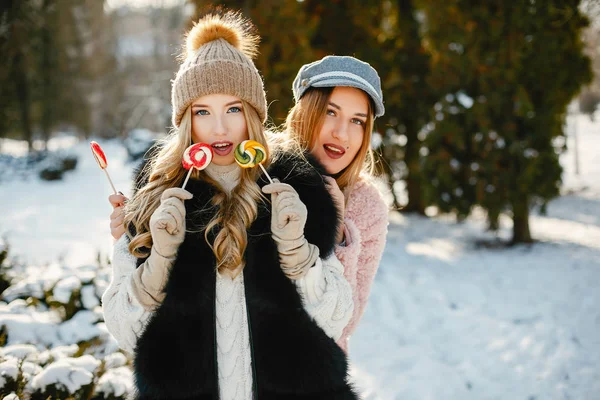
294, 254, 354, 341
101, 236, 154, 354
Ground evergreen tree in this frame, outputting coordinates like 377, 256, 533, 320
1, 0, 101, 150
375, 0, 437, 213
420, 0, 592, 243
0, 0, 39, 148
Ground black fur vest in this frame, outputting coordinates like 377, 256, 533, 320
131, 148, 358, 400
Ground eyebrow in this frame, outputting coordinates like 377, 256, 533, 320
192, 100, 242, 108
328, 101, 367, 118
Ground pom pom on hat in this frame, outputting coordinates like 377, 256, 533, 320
185, 11, 259, 60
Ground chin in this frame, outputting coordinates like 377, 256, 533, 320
324, 165, 342, 175
317, 155, 341, 175
212, 158, 233, 166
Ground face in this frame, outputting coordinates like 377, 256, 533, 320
191, 94, 248, 166
310, 86, 369, 174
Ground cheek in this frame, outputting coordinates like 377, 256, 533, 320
241, 123, 249, 140
313, 123, 331, 150
232, 117, 248, 140
191, 117, 211, 142
191, 122, 202, 142
348, 130, 364, 156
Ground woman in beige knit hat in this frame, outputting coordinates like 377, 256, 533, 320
102, 10, 358, 400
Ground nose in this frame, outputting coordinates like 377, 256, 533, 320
331, 120, 349, 143
213, 114, 227, 136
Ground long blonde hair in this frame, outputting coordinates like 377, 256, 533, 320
124, 101, 268, 278
284, 87, 375, 192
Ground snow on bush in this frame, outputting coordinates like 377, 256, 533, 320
0, 246, 133, 399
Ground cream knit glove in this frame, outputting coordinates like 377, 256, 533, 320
130, 187, 192, 310
262, 181, 319, 280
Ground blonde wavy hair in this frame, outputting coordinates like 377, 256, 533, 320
124, 101, 268, 278
284, 87, 375, 193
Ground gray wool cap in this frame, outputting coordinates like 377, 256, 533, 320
292, 55, 385, 117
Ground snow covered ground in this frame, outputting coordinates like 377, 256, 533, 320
0, 112, 599, 399
0, 136, 135, 267
349, 112, 600, 400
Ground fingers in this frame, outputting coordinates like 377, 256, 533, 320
323, 176, 337, 186
108, 193, 128, 208
153, 212, 177, 235
110, 206, 125, 240
110, 206, 122, 220
323, 176, 342, 195
272, 191, 300, 213
272, 192, 306, 228
156, 215, 177, 235
276, 204, 304, 224
161, 187, 193, 202
322, 176, 345, 214
152, 189, 191, 236
262, 181, 309, 229
263, 183, 300, 212
110, 207, 124, 226
272, 190, 296, 205
152, 194, 187, 235
110, 223, 125, 240
160, 197, 186, 222
261, 182, 297, 196
156, 205, 185, 235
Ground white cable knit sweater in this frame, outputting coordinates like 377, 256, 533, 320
102, 163, 354, 400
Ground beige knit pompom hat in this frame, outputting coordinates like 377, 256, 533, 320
171, 11, 267, 127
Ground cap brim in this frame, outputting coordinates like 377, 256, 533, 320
311, 81, 384, 117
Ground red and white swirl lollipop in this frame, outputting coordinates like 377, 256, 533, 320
181, 142, 213, 189
90, 141, 117, 194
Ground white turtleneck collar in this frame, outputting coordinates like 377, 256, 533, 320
204, 162, 241, 194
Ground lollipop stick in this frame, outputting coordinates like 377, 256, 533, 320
104, 169, 118, 194
182, 167, 194, 189
259, 164, 274, 184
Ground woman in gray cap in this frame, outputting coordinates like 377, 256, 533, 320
284, 55, 389, 354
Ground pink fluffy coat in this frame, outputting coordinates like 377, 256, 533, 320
335, 176, 389, 353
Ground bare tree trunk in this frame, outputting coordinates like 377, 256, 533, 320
511, 196, 532, 244
403, 130, 426, 214
40, 0, 53, 151
14, 51, 33, 152
378, 151, 403, 211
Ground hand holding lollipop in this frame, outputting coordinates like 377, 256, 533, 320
182, 142, 213, 189
234, 140, 273, 183
90, 141, 118, 194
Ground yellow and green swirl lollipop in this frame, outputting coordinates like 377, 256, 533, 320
234, 139, 273, 183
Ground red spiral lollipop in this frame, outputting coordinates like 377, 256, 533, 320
90, 141, 117, 194
181, 142, 213, 189
91, 141, 108, 169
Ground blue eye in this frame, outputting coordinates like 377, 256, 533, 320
228, 106, 242, 113
195, 109, 209, 116
351, 118, 365, 126
327, 109, 336, 116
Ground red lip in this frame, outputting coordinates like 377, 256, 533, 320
323, 143, 345, 160
211, 141, 233, 156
